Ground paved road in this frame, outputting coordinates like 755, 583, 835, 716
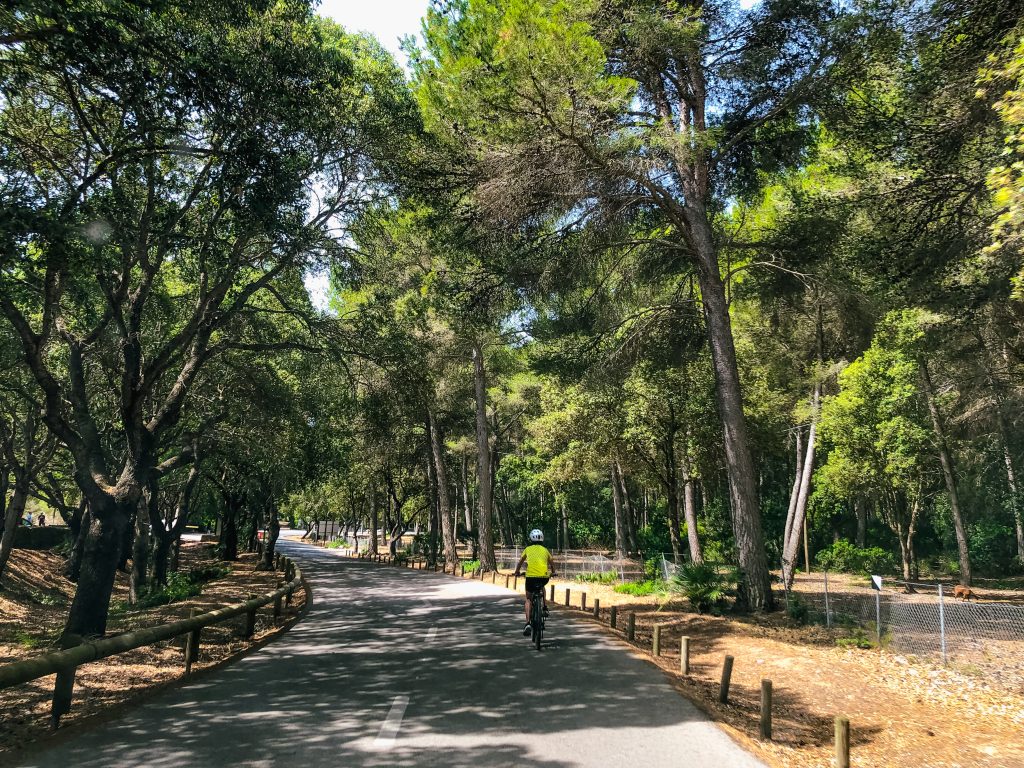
14, 539, 765, 768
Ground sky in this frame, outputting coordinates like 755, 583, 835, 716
316, 0, 431, 66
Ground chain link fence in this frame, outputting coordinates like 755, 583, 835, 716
789, 573, 1024, 668
492, 547, 644, 581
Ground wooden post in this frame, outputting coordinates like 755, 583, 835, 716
50, 667, 76, 730
719, 655, 734, 704
184, 609, 201, 674
760, 679, 773, 740
610, 605, 618, 629
461, 564, 465, 576
244, 593, 257, 638
627, 612, 635, 641
593, 598, 600, 618
653, 624, 661, 656
564, 588, 570, 606
505, 575, 510, 588
581, 593, 587, 612
549, 583, 555, 602
274, 582, 284, 621
513, 575, 518, 590
835, 717, 850, 768
492, 571, 496, 584
275, 552, 281, 570
680, 636, 690, 675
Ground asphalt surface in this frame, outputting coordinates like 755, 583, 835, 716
13, 537, 766, 768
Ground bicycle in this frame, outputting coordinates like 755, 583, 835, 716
527, 583, 545, 650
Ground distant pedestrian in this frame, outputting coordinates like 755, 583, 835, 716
38, 512, 46, 527
25, 511, 33, 527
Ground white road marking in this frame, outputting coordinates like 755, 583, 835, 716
426, 625, 437, 641
373, 695, 410, 750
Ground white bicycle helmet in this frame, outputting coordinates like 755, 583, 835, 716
529, 528, 544, 542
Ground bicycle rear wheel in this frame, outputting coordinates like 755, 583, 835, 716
531, 593, 543, 650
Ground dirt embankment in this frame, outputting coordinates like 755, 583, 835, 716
0, 543, 306, 758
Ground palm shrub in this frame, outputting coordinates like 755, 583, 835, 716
673, 563, 734, 614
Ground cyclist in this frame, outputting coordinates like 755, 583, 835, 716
513, 529, 556, 636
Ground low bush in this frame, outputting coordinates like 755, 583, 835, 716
614, 579, 667, 596
786, 594, 810, 624
815, 539, 897, 576
461, 559, 481, 573
325, 539, 350, 549
672, 562, 734, 614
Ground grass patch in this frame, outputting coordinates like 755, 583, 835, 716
325, 539, 351, 549
614, 579, 668, 596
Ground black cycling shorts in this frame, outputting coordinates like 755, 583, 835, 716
525, 577, 549, 595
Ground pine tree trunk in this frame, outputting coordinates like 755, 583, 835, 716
472, 343, 496, 570
688, 211, 772, 610
996, 406, 1024, 561
428, 408, 458, 568
611, 463, 628, 559
368, 485, 379, 557
921, 362, 972, 586
616, 461, 638, 555
679, 435, 703, 564
855, 499, 867, 549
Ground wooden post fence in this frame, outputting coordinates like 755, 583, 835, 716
719, 655, 734, 704
760, 679, 772, 740
835, 717, 850, 768
680, 636, 690, 675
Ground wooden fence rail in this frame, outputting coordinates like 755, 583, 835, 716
0, 555, 304, 728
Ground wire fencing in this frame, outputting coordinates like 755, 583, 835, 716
492, 547, 644, 581
789, 573, 1024, 669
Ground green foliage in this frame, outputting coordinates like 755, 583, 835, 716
672, 563, 735, 614
29, 590, 66, 607
461, 559, 481, 573
835, 627, 878, 650
614, 579, 667, 597
786, 595, 810, 624
815, 540, 898, 576
137, 572, 202, 609
574, 571, 618, 585
326, 539, 351, 550
14, 630, 42, 649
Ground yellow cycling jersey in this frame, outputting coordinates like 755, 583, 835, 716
523, 544, 552, 577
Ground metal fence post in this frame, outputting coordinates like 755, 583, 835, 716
824, 570, 832, 629
875, 588, 882, 645
938, 583, 947, 665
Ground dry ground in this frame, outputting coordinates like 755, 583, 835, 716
392, 554, 1024, 768
0, 542, 306, 758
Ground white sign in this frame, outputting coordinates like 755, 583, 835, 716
870, 575, 883, 591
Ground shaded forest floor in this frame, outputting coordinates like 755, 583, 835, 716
0, 542, 306, 758
434, 557, 1024, 768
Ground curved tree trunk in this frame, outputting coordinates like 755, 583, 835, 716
921, 362, 972, 586
783, 383, 820, 590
